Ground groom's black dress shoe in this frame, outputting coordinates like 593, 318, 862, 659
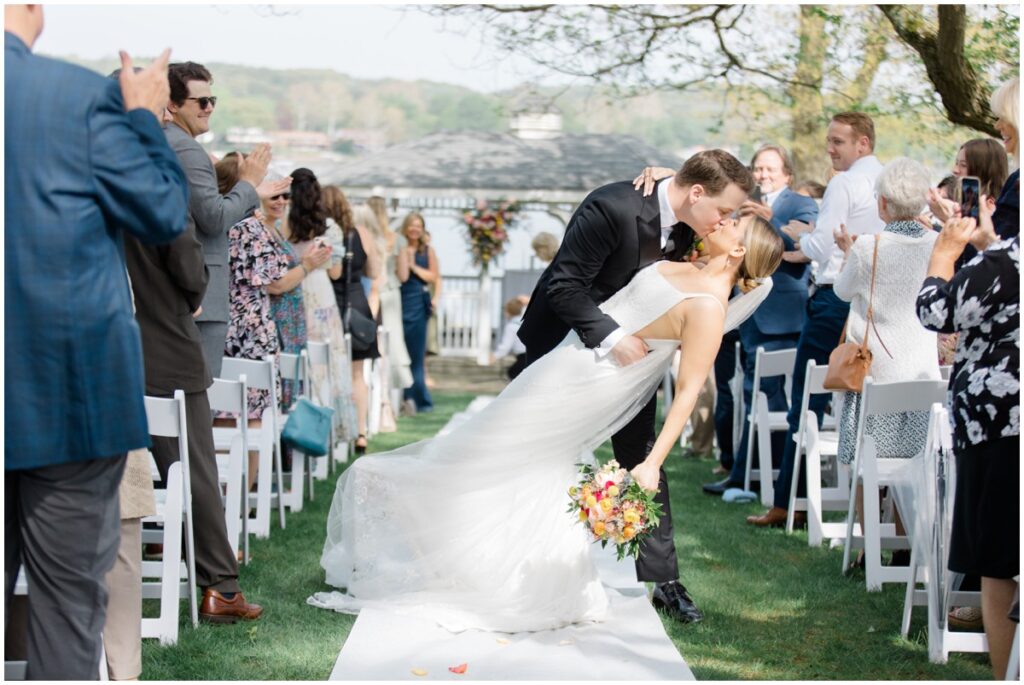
701, 478, 742, 495
651, 581, 704, 623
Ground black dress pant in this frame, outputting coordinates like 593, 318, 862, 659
6, 455, 126, 680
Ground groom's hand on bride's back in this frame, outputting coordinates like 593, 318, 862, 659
612, 335, 649, 367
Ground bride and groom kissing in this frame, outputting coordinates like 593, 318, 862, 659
309, 149, 784, 633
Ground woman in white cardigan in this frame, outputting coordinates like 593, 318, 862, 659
833, 157, 941, 467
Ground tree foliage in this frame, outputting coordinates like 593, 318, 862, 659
428, 4, 1019, 178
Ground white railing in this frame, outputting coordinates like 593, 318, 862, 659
438, 274, 502, 360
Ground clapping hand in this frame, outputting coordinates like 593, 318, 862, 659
833, 223, 856, 255
240, 144, 273, 189
927, 187, 959, 224
737, 200, 772, 222
256, 175, 292, 201
304, 242, 332, 271
118, 48, 171, 119
632, 167, 676, 198
781, 220, 812, 242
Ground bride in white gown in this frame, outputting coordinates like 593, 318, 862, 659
309, 215, 783, 632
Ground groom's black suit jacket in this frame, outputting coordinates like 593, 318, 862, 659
519, 180, 695, 357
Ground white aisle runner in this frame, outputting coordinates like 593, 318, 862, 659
327, 397, 695, 681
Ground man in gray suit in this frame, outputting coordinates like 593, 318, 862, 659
164, 61, 290, 378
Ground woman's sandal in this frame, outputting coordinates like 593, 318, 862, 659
355, 434, 368, 456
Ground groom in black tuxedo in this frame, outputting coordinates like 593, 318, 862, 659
519, 149, 754, 623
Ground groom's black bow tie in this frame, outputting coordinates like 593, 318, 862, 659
662, 224, 686, 257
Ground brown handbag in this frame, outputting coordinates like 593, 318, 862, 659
823, 235, 891, 392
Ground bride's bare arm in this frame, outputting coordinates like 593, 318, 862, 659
631, 298, 724, 491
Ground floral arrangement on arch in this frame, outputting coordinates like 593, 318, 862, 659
462, 198, 521, 272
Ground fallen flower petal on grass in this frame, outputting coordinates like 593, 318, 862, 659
448, 663, 468, 675
411, 668, 428, 676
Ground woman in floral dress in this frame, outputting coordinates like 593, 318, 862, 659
214, 157, 330, 484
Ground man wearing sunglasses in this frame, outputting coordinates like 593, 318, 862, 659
163, 61, 291, 379
153, 61, 289, 624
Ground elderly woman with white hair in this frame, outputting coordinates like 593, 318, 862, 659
832, 157, 941, 471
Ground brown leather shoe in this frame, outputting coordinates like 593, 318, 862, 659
746, 507, 808, 528
199, 590, 263, 624
747, 506, 788, 527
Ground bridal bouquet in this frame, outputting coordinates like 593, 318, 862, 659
567, 460, 662, 561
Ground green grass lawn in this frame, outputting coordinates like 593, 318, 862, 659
141, 391, 991, 680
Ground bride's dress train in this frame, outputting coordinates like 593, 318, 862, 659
309, 264, 767, 632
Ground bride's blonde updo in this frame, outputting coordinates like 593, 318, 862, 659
736, 216, 784, 293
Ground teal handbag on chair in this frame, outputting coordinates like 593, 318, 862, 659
280, 349, 334, 457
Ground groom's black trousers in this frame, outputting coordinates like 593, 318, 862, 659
525, 349, 680, 584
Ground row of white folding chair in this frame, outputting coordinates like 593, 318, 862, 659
791, 364, 950, 538
140, 391, 197, 646
306, 340, 344, 478
787, 360, 847, 540
743, 347, 798, 506
729, 340, 745, 452
373, 327, 394, 434
841, 377, 950, 591
217, 357, 289, 528
900, 403, 989, 663
277, 351, 317, 507
208, 376, 251, 562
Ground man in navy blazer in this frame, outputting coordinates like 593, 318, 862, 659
704, 144, 818, 495
4, 6, 187, 678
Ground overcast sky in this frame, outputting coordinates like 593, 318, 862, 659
34, 3, 571, 93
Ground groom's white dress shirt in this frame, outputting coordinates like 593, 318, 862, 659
597, 178, 678, 358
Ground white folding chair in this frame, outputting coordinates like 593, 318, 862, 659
742, 347, 798, 506
787, 360, 847, 540
306, 340, 342, 475
900, 404, 989, 662
729, 339, 744, 451
208, 376, 250, 563
366, 356, 383, 438
219, 357, 287, 530
279, 350, 317, 507
140, 391, 197, 645
841, 377, 950, 591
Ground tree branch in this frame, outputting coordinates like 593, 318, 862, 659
878, 4, 997, 135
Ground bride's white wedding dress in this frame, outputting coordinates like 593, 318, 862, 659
309, 263, 769, 632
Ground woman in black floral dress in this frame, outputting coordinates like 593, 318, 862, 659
916, 213, 1019, 680
213, 155, 330, 488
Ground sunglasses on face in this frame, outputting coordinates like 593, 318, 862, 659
270, 193, 290, 201
186, 96, 218, 110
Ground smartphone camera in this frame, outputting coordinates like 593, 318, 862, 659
959, 176, 981, 222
